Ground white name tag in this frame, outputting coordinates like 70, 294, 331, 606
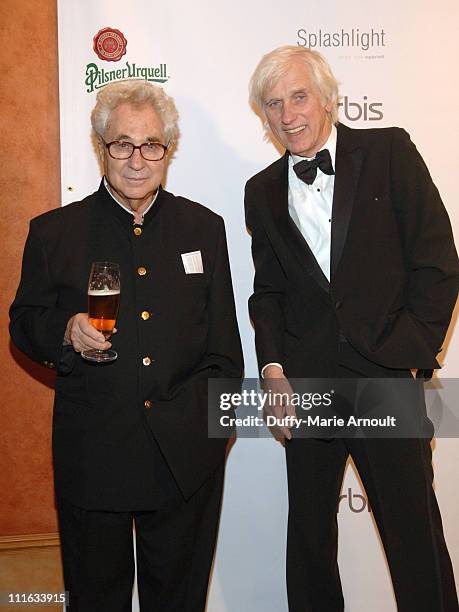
181, 251, 203, 274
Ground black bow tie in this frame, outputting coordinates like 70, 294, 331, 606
293, 149, 334, 185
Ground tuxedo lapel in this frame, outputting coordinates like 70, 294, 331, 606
330, 124, 363, 281
265, 153, 329, 293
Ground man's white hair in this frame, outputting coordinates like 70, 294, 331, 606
249, 45, 340, 125
91, 79, 179, 144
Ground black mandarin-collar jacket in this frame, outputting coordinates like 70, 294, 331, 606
10, 183, 243, 509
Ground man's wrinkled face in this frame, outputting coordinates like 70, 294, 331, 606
100, 102, 166, 211
263, 60, 332, 158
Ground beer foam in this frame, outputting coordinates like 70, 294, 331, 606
88, 289, 120, 295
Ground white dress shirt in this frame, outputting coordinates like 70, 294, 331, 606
261, 125, 337, 378
288, 123, 337, 281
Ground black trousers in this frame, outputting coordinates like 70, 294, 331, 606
285, 344, 459, 612
57, 465, 223, 612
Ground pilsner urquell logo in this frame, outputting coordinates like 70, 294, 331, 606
93, 27, 127, 62
85, 27, 169, 93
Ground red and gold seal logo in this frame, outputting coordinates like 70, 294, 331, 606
93, 27, 127, 62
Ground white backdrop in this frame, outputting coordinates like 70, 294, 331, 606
57, 1, 459, 610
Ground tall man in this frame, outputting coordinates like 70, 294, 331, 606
245, 46, 458, 611
10, 79, 243, 612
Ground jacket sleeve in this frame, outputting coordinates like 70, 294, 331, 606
390, 128, 459, 358
9, 219, 76, 368
202, 216, 244, 379
245, 182, 287, 374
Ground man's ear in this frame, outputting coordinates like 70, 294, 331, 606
324, 98, 333, 114
97, 137, 105, 161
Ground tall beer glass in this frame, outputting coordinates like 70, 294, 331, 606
81, 262, 120, 363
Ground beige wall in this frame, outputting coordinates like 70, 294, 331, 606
0, 0, 60, 535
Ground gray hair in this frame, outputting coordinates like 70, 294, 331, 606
249, 45, 340, 125
91, 79, 179, 144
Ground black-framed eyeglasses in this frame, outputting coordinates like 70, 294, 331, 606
104, 140, 168, 161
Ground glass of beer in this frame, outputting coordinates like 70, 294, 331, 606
81, 262, 120, 363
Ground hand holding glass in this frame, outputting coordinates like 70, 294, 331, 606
81, 262, 120, 363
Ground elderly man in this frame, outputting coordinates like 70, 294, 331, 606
245, 46, 458, 611
10, 80, 243, 611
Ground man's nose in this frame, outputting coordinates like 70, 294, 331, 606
128, 147, 145, 169
281, 101, 296, 124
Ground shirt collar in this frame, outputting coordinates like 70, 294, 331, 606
290, 123, 337, 168
103, 177, 158, 219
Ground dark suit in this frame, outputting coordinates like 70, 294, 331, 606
245, 123, 459, 611
10, 181, 243, 611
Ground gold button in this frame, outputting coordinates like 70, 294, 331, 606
141, 311, 150, 321
144, 400, 153, 409
143, 356, 152, 366
134, 227, 142, 236
137, 266, 147, 276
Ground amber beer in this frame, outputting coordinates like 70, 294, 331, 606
88, 289, 120, 338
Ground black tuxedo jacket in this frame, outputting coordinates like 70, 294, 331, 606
245, 123, 459, 378
10, 182, 243, 508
